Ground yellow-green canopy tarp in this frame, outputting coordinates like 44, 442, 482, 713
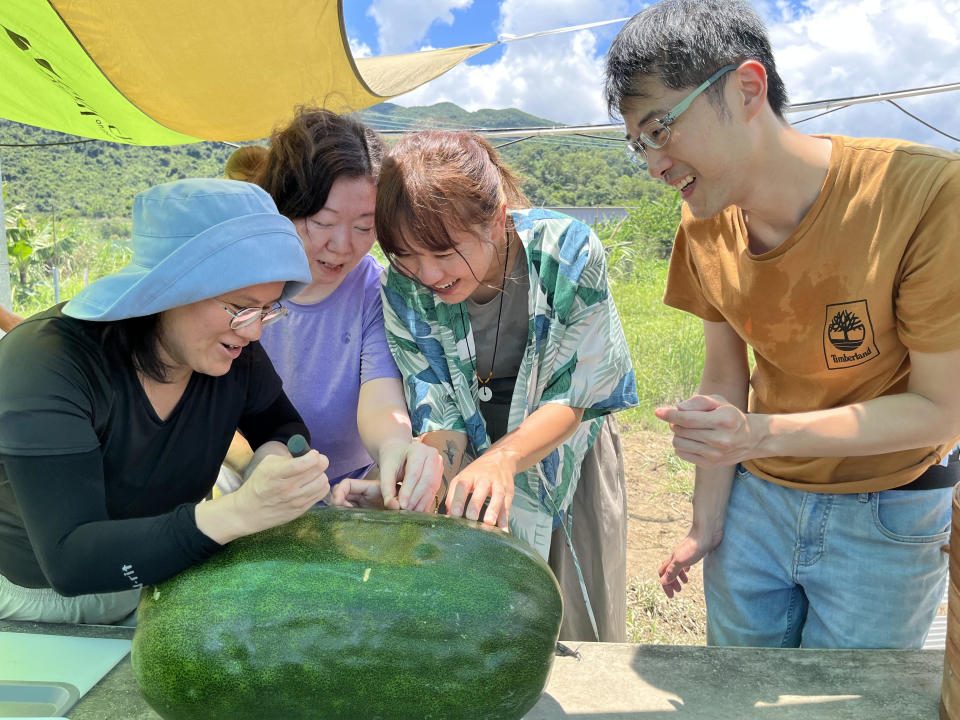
0, 0, 494, 145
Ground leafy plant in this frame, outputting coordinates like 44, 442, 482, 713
5, 202, 51, 304
596, 194, 682, 285
5, 201, 132, 314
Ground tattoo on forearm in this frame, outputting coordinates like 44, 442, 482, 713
444, 440, 457, 467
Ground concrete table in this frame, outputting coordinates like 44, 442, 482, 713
1, 619, 946, 719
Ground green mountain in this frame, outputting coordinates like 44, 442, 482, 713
0, 121, 236, 218
357, 102, 668, 207
0, 102, 667, 218
358, 102, 556, 132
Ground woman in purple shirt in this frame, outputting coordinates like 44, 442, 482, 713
223, 108, 442, 511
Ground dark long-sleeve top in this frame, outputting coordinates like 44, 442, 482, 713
0, 306, 307, 595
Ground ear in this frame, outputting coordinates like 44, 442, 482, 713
490, 200, 508, 242
731, 60, 768, 122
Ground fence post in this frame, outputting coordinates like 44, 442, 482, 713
0, 156, 12, 312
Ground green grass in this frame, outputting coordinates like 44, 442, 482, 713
610, 260, 704, 431
626, 576, 706, 645
655, 453, 695, 499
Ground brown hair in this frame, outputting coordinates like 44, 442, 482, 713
224, 145, 268, 182
375, 130, 528, 259
258, 107, 385, 220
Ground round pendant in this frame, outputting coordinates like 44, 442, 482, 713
478, 385, 493, 402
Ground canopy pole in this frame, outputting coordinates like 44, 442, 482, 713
0, 156, 12, 313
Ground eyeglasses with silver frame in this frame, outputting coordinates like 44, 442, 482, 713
624, 64, 738, 170
214, 299, 288, 330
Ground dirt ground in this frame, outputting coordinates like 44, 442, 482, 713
621, 428, 707, 645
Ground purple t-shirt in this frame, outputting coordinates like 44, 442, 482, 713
259, 255, 401, 484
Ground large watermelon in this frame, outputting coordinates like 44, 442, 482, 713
131, 507, 563, 719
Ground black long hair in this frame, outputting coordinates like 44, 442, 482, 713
100, 314, 171, 383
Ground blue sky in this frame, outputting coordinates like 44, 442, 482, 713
343, 0, 960, 152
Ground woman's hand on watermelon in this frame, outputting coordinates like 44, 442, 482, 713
235, 451, 331, 530
378, 439, 445, 513
197, 450, 331, 543
442, 404, 584, 531
330, 478, 385, 508
446, 451, 515, 530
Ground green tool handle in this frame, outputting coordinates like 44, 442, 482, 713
286, 434, 309, 457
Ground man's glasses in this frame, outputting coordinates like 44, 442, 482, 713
624, 64, 738, 169
214, 299, 288, 330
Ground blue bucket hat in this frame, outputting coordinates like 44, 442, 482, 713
63, 178, 311, 321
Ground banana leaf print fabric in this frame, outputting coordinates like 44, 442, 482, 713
381, 209, 638, 559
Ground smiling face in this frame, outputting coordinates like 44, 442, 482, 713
156, 281, 286, 380
621, 73, 749, 220
391, 220, 505, 305
292, 176, 377, 303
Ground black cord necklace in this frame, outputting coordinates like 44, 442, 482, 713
462, 233, 510, 403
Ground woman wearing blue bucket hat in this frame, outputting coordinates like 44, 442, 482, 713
0, 178, 332, 624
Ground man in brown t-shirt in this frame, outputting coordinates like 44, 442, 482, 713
604, 0, 960, 648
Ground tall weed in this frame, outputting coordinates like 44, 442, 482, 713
611, 262, 704, 431
598, 194, 682, 283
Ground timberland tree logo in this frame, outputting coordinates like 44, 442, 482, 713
823, 300, 879, 370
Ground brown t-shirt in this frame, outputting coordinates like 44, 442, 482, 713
664, 135, 960, 492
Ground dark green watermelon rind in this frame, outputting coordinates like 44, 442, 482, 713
131, 509, 563, 720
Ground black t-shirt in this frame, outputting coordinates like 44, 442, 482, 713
0, 306, 307, 594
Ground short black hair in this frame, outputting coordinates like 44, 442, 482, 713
604, 0, 788, 119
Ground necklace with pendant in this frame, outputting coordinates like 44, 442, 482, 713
463, 233, 509, 404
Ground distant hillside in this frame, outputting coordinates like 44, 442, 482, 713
358, 102, 556, 132
0, 120, 235, 217
357, 102, 669, 207
0, 102, 668, 218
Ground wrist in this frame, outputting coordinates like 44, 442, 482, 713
377, 436, 412, 455
748, 413, 774, 458
481, 444, 522, 477
373, 437, 415, 470
195, 493, 252, 545
689, 516, 725, 547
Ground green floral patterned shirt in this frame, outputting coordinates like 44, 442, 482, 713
381, 209, 638, 558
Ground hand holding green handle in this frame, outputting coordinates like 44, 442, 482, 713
286, 434, 332, 505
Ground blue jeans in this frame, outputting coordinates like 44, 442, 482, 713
704, 465, 951, 648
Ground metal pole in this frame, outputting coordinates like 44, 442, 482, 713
0, 155, 12, 311
51, 209, 59, 303
374, 81, 960, 139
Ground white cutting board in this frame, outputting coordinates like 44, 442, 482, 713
0, 632, 131, 697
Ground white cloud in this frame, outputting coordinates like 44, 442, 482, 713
368, 0, 473, 54
379, 0, 960, 151
390, 0, 632, 125
498, 0, 627, 37
349, 36, 373, 59
767, 0, 960, 149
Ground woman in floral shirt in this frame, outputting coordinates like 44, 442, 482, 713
375, 130, 638, 642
